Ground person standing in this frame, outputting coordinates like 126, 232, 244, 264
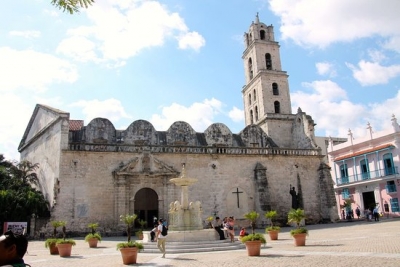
0, 230, 31, 267
156, 219, 167, 258
355, 207, 361, 219
373, 207, 380, 221
212, 217, 225, 240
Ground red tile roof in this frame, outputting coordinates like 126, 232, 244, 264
334, 144, 393, 161
69, 120, 84, 131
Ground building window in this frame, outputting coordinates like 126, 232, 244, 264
265, 53, 272, 70
253, 89, 256, 101
341, 188, 350, 199
248, 58, 253, 80
340, 164, 349, 184
255, 106, 258, 121
250, 110, 254, 124
260, 30, 265, 40
274, 101, 280, 113
249, 94, 251, 105
272, 83, 279, 95
386, 181, 397, 193
383, 153, 394, 175
360, 159, 370, 180
390, 198, 399, 212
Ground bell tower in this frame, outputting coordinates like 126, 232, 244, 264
242, 14, 293, 147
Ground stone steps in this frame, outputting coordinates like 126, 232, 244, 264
141, 239, 245, 254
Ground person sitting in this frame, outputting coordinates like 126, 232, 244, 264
239, 227, 249, 239
212, 217, 225, 240
150, 224, 158, 242
0, 230, 31, 267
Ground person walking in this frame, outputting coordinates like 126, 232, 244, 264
156, 219, 167, 258
0, 230, 31, 267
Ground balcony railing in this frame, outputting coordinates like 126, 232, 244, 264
337, 167, 398, 185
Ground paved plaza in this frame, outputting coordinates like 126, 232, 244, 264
24, 218, 400, 267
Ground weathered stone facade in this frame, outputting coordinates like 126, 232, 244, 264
19, 16, 339, 234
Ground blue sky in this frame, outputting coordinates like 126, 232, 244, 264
1, 0, 400, 161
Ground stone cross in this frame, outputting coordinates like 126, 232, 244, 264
232, 188, 243, 208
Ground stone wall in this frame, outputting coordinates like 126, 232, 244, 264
51, 149, 326, 232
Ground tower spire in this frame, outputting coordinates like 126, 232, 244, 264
255, 12, 260, 24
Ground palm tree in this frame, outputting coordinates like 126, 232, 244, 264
51, 0, 95, 14
244, 211, 259, 234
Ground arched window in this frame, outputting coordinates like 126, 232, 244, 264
253, 89, 256, 101
248, 58, 253, 79
250, 110, 254, 124
265, 53, 272, 70
272, 83, 279, 95
260, 30, 265, 40
248, 94, 251, 105
255, 106, 259, 121
274, 101, 280, 113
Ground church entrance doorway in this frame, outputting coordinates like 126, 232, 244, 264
362, 191, 376, 211
134, 188, 158, 229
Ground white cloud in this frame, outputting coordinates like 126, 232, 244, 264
367, 49, 386, 63
269, 0, 400, 48
346, 61, 400, 86
383, 36, 400, 53
9, 30, 41, 38
0, 47, 78, 92
292, 80, 400, 139
57, 0, 205, 64
228, 106, 244, 123
0, 94, 33, 161
70, 98, 132, 123
177, 31, 205, 51
56, 36, 100, 62
316, 62, 336, 77
150, 98, 223, 131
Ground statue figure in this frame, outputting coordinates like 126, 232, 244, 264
290, 186, 298, 209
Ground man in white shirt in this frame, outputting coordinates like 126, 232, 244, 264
155, 218, 166, 258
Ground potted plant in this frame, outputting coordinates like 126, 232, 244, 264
135, 219, 146, 240
117, 214, 144, 265
287, 208, 308, 246
56, 222, 76, 257
85, 223, 102, 248
44, 220, 65, 255
205, 216, 214, 229
265, 210, 280, 240
241, 211, 266, 256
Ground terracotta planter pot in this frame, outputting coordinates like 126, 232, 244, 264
293, 233, 307, 246
268, 230, 279, 240
120, 247, 138, 264
49, 243, 59, 255
88, 238, 99, 248
245, 240, 262, 256
57, 243, 73, 257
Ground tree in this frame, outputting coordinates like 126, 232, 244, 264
51, 0, 95, 14
0, 155, 50, 222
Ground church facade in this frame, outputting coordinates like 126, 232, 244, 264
19, 16, 338, 233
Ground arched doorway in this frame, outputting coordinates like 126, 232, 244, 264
134, 188, 158, 229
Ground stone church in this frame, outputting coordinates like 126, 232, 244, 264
19, 15, 338, 233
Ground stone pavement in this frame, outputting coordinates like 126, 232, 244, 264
24, 218, 400, 267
